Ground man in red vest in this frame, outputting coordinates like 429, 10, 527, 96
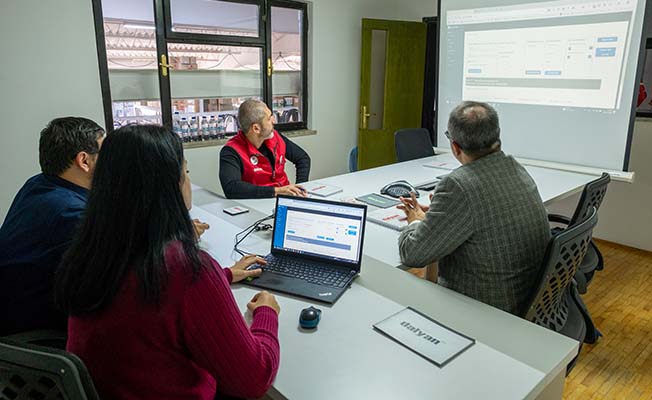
220, 99, 311, 199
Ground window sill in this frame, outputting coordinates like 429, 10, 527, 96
183, 129, 317, 150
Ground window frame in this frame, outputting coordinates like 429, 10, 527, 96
91, 0, 309, 135
267, 0, 309, 132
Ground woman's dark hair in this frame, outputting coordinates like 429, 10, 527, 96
55, 125, 202, 315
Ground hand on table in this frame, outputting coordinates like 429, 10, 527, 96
274, 184, 307, 197
247, 290, 281, 315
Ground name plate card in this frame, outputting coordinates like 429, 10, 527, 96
373, 307, 475, 367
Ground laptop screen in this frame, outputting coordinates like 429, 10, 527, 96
272, 196, 366, 266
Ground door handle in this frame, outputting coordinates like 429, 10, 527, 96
360, 105, 376, 130
159, 54, 174, 77
361, 105, 370, 129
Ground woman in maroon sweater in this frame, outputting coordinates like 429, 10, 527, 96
54, 125, 281, 399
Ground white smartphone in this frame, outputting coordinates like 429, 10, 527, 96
223, 206, 249, 216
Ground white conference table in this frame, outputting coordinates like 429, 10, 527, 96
218, 153, 597, 267
190, 204, 575, 400
187, 153, 596, 399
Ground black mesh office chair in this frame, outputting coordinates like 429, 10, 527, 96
0, 337, 99, 400
548, 173, 610, 344
522, 207, 598, 374
394, 128, 435, 162
2, 329, 67, 350
548, 172, 610, 294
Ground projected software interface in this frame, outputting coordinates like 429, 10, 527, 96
437, 0, 647, 171
272, 198, 365, 264
449, 0, 638, 110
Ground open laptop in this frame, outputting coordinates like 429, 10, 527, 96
243, 195, 367, 304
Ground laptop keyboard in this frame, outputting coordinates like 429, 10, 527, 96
261, 255, 355, 288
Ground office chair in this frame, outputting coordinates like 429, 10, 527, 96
548, 172, 610, 293
549, 173, 609, 344
348, 146, 358, 172
0, 337, 100, 400
2, 329, 67, 350
522, 207, 598, 374
394, 128, 435, 162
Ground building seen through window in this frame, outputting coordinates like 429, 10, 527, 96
95, 0, 308, 141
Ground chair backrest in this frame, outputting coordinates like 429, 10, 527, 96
348, 146, 358, 172
0, 338, 100, 400
569, 172, 610, 226
523, 207, 598, 331
394, 128, 435, 162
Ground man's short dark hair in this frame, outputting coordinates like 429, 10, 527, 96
39, 117, 104, 176
447, 101, 500, 157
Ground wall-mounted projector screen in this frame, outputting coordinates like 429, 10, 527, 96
436, 0, 649, 171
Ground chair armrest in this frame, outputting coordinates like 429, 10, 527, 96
548, 214, 571, 225
574, 270, 588, 295
2, 329, 67, 349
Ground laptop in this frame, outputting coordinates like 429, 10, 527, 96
243, 195, 367, 304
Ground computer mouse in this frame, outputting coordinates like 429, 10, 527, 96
299, 306, 321, 329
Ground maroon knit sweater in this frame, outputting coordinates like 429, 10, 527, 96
67, 243, 280, 399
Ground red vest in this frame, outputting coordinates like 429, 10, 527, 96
225, 130, 290, 187
638, 83, 647, 107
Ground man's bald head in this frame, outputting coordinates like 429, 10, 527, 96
447, 101, 501, 157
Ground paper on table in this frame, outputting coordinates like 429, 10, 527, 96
374, 307, 475, 367
367, 207, 408, 231
423, 161, 459, 170
356, 193, 401, 209
302, 182, 343, 197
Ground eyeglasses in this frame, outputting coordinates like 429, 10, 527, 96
444, 130, 465, 150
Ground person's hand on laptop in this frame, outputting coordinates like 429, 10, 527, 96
229, 254, 267, 283
397, 192, 427, 224
248, 291, 281, 315
274, 184, 307, 197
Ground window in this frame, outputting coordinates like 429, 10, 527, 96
92, 0, 308, 141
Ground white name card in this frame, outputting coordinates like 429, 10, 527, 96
373, 307, 475, 367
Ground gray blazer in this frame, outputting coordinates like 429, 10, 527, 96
398, 151, 550, 315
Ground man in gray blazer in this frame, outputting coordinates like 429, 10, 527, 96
397, 101, 550, 315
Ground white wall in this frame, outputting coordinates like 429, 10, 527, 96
0, 0, 105, 218
547, 119, 652, 251
186, 0, 438, 194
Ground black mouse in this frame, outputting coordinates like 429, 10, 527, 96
299, 306, 321, 329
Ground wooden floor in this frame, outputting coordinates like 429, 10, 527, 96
562, 240, 652, 399
407, 239, 652, 399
